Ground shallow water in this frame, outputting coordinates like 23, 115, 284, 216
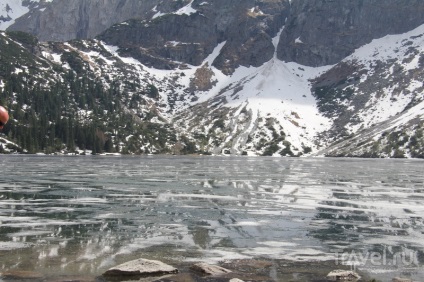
0, 155, 423, 281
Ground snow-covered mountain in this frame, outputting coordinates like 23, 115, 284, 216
312, 24, 424, 158
0, 0, 423, 158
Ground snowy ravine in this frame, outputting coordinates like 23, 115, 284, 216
167, 29, 334, 156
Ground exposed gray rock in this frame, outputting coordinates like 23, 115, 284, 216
190, 262, 232, 275
7, 0, 289, 73
277, 0, 424, 66
189, 63, 217, 92
211, 0, 290, 74
98, 0, 290, 72
326, 269, 361, 281
8, 0, 186, 41
103, 258, 178, 277
7, 0, 424, 71
98, 13, 218, 68
0, 270, 44, 281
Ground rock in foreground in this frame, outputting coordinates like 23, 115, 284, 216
190, 262, 232, 276
103, 258, 178, 277
326, 269, 361, 281
0, 271, 44, 281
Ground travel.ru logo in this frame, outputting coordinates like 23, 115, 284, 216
331, 248, 420, 270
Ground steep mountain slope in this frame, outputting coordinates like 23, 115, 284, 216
277, 0, 424, 67
312, 24, 424, 158
171, 33, 332, 156
0, 31, 178, 154
98, 0, 289, 74
7, 0, 164, 41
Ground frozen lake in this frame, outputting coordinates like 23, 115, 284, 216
0, 155, 423, 281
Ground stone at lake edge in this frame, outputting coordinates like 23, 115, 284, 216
190, 262, 232, 275
103, 258, 178, 277
0, 270, 44, 280
392, 278, 413, 282
229, 279, 245, 282
326, 269, 361, 281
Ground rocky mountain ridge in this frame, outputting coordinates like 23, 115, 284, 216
0, 0, 423, 157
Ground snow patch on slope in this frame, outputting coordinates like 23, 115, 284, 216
189, 28, 332, 152
349, 25, 424, 63
174, 0, 197, 16
342, 23, 424, 133
373, 99, 424, 139
220, 60, 332, 151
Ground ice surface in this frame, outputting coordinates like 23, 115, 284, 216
0, 156, 423, 280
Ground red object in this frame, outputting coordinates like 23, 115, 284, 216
0, 106, 9, 129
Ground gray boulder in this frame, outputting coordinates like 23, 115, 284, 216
190, 262, 232, 275
326, 269, 361, 281
103, 258, 178, 277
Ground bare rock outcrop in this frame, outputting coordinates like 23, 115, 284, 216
277, 0, 424, 66
326, 269, 361, 281
103, 258, 178, 277
190, 262, 232, 276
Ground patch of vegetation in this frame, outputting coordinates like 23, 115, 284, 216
0, 35, 180, 155
61, 51, 86, 74
314, 85, 353, 117
179, 135, 197, 154
146, 84, 159, 99
6, 31, 38, 49
262, 143, 280, 156
213, 119, 225, 130
280, 141, 294, 157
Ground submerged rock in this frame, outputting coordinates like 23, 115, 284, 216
0, 270, 44, 280
326, 269, 361, 281
103, 258, 178, 277
190, 262, 232, 276
222, 259, 274, 270
392, 278, 413, 282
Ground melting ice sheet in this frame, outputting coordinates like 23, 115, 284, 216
0, 155, 423, 280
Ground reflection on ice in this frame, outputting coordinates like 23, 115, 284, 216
0, 156, 423, 280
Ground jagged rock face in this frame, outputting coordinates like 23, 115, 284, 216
6, 0, 424, 69
8, 0, 290, 73
7, 0, 179, 41
277, 0, 424, 66
99, 13, 219, 68
98, 0, 290, 72
211, 0, 289, 74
